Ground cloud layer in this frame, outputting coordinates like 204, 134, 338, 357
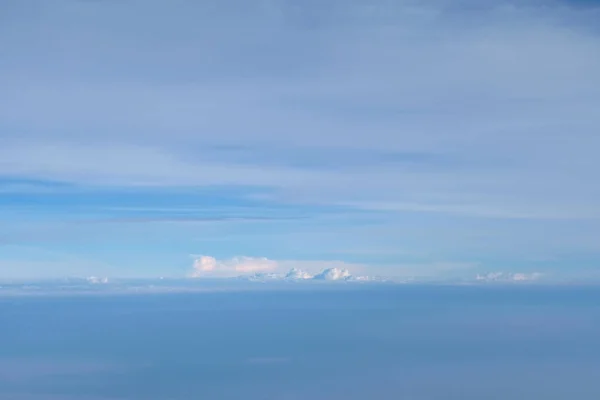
1, 0, 600, 280
2, 0, 599, 221
190, 255, 364, 280
190, 255, 548, 284
475, 272, 544, 283
189, 256, 481, 282
191, 255, 279, 277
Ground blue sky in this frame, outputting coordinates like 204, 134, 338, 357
1, 0, 600, 281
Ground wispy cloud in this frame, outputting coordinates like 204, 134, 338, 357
2, 0, 599, 220
475, 271, 544, 283
1, 0, 600, 279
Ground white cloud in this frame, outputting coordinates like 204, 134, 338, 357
512, 272, 544, 282
86, 276, 109, 284
189, 255, 476, 282
313, 267, 351, 281
190, 255, 373, 278
187, 252, 498, 282
232, 257, 278, 273
285, 268, 313, 280
193, 256, 218, 272
190, 255, 384, 281
475, 272, 544, 283
191, 255, 278, 277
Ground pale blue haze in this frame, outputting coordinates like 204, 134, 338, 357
2, 287, 600, 399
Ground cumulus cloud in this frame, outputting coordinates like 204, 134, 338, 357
193, 256, 217, 272
285, 268, 314, 280
191, 255, 278, 277
187, 254, 407, 284
190, 255, 482, 282
313, 267, 351, 281
190, 255, 372, 279
86, 276, 109, 284
475, 272, 543, 283
190, 255, 378, 281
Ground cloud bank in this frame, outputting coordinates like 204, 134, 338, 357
475, 272, 544, 283
191, 255, 278, 277
190, 255, 548, 284
190, 255, 374, 281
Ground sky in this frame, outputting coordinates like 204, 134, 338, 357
1, 0, 600, 281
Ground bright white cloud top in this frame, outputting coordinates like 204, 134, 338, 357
190, 255, 369, 281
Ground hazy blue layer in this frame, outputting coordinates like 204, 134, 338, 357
2, 286, 600, 399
